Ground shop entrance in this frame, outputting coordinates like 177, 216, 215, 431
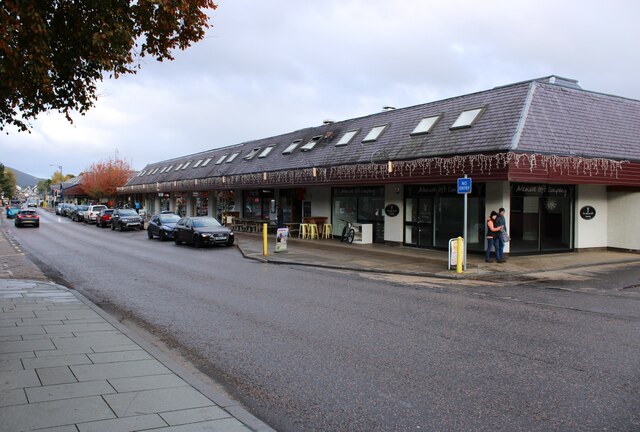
510, 184, 574, 254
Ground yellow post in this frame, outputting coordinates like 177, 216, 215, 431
263, 223, 268, 256
456, 236, 463, 274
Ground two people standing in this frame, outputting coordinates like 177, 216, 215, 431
486, 208, 508, 263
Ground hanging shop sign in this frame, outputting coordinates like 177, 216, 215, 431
580, 206, 596, 220
385, 204, 400, 217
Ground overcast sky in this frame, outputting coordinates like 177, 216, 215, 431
2, 0, 639, 180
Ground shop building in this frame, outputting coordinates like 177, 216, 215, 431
119, 76, 640, 254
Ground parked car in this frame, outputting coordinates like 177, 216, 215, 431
70, 205, 88, 222
147, 213, 180, 240
84, 205, 108, 224
111, 208, 144, 231
96, 209, 114, 228
55, 203, 64, 215
173, 217, 234, 248
61, 203, 75, 217
6, 204, 21, 219
14, 209, 39, 227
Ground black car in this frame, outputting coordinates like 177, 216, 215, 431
61, 203, 75, 217
147, 213, 180, 240
69, 205, 88, 222
173, 217, 234, 248
14, 209, 40, 227
111, 208, 144, 231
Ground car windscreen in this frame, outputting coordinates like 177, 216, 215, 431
77, 206, 88, 210
93, 206, 107, 210
20, 211, 37, 215
119, 210, 138, 216
159, 215, 181, 223
192, 218, 222, 228
103, 210, 114, 214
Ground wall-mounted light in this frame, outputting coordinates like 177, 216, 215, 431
222, 176, 226, 184
312, 167, 317, 177
263, 172, 267, 181
387, 161, 394, 173
194, 179, 198, 186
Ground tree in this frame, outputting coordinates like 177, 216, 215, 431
0, 164, 17, 197
1, 0, 217, 132
51, 170, 74, 185
82, 158, 132, 202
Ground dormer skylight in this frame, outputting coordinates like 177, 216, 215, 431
151, 168, 159, 174
411, 115, 441, 135
138, 170, 146, 177
300, 135, 323, 152
193, 159, 203, 168
258, 146, 275, 158
215, 155, 228, 165
282, 140, 302, 154
336, 130, 358, 146
201, 158, 212, 167
159, 167, 167, 173
450, 107, 485, 129
166, 165, 173, 171
244, 148, 261, 160
362, 125, 387, 142
181, 161, 191, 169
175, 163, 183, 171
226, 152, 240, 163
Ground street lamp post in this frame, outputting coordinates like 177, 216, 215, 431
50, 164, 63, 204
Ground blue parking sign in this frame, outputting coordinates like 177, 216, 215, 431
457, 178, 472, 194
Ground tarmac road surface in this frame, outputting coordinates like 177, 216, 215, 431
5, 210, 640, 431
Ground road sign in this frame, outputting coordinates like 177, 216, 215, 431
457, 177, 472, 194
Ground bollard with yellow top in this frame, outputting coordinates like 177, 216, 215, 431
456, 236, 463, 274
263, 223, 268, 256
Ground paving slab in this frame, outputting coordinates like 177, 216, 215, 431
0, 279, 274, 432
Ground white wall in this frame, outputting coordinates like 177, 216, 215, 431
384, 184, 404, 243
607, 191, 640, 251
575, 185, 608, 249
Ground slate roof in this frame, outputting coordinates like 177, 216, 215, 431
126, 76, 640, 187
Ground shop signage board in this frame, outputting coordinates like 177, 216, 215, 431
275, 228, 289, 253
580, 206, 596, 220
385, 204, 400, 217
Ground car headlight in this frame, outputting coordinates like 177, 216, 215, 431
162, 226, 172, 231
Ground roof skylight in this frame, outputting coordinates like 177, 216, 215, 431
151, 168, 159, 174
193, 159, 203, 168
138, 170, 146, 177
282, 140, 302, 154
159, 167, 167, 173
216, 155, 228, 164
450, 107, 485, 129
362, 125, 387, 142
181, 161, 191, 169
411, 115, 441, 135
336, 130, 358, 146
300, 135, 323, 152
175, 163, 183, 171
201, 158, 212, 167
258, 146, 275, 158
226, 152, 240, 163
166, 165, 173, 171
243, 148, 261, 160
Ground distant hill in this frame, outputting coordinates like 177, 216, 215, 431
4, 166, 44, 188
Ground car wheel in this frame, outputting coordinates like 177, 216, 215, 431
111, 222, 115, 230
193, 236, 203, 248
35, 223, 39, 228
159, 231, 167, 241
147, 229, 153, 239
174, 236, 181, 245
226, 238, 235, 247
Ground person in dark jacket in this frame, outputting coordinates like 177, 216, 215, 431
485, 211, 504, 263
496, 207, 508, 260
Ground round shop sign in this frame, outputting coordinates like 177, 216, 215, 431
385, 204, 400, 217
580, 206, 596, 220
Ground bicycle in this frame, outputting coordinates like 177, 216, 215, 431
340, 219, 356, 243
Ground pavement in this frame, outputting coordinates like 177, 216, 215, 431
0, 224, 274, 432
234, 232, 640, 279
1, 211, 639, 431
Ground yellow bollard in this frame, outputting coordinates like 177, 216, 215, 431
456, 236, 463, 274
263, 223, 268, 256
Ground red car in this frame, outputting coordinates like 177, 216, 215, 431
96, 209, 114, 228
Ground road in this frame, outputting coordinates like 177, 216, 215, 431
4, 210, 640, 431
